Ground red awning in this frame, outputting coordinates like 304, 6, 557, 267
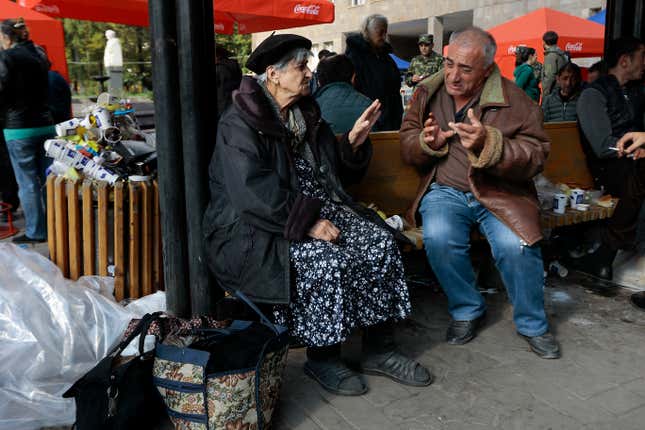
488, 7, 604, 80
18, 0, 335, 33
2, 0, 68, 79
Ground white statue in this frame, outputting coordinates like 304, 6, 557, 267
104, 29, 123, 69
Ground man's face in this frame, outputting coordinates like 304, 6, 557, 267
368, 24, 388, 48
419, 43, 432, 56
557, 70, 579, 98
444, 43, 492, 100
625, 45, 645, 81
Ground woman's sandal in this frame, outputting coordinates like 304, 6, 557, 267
360, 350, 433, 387
304, 359, 369, 396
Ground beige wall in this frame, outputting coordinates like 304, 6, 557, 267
251, 0, 605, 63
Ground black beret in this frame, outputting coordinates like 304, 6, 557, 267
246, 34, 312, 74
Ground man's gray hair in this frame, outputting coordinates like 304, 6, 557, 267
361, 14, 388, 39
449, 27, 497, 67
256, 47, 312, 82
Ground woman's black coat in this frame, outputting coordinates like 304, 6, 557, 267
204, 76, 398, 304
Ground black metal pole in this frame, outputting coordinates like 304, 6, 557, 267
149, 0, 191, 317
176, 0, 218, 316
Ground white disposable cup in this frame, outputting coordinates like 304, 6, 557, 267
570, 189, 585, 209
553, 193, 567, 214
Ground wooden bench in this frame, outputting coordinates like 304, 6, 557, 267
347, 123, 617, 248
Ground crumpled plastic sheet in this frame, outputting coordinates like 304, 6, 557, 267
0, 243, 166, 430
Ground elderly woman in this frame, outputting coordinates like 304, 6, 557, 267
345, 14, 403, 131
204, 34, 431, 396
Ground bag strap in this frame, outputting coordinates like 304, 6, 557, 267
111, 311, 163, 357
231, 291, 281, 335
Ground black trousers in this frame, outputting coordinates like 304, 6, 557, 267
598, 158, 645, 250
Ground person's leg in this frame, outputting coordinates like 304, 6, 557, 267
476, 205, 548, 337
420, 184, 484, 321
304, 343, 368, 396
5, 136, 47, 240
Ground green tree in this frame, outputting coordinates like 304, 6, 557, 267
216, 30, 251, 72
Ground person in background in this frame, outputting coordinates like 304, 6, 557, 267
400, 27, 559, 359
345, 14, 403, 131
575, 37, 645, 280
0, 18, 54, 244
541, 62, 583, 122
587, 60, 606, 83
48, 66, 72, 124
314, 54, 378, 134
541, 31, 569, 96
215, 45, 242, 121
204, 34, 432, 396
309, 49, 335, 94
514, 46, 540, 102
405, 34, 444, 87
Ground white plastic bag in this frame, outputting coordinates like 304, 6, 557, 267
0, 244, 166, 430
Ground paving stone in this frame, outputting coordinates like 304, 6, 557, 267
587, 386, 645, 415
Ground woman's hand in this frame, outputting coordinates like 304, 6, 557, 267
308, 219, 340, 242
348, 99, 382, 153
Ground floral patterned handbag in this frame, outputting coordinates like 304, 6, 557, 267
152, 292, 289, 430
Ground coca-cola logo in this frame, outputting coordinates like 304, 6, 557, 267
565, 42, 583, 52
214, 23, 225, 31
34, 4, 61, 14
293, 4, 321, 15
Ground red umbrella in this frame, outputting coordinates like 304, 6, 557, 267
488, 8, 604, 80
18, 0, 335, 33
1, 0, 68, 79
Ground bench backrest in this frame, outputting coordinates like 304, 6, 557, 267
542, 121, 594, 188
346, 131, 418, 216
347, 122, 593, 216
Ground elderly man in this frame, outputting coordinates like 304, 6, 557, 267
400, 27, 559, 359
345, 14, 403, 130
406, 34, 444, 87
541, 62, 583, 122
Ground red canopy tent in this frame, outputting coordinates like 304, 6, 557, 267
1, 0, 68, 79
18, 0, 335, 33
488, 8, 604, 80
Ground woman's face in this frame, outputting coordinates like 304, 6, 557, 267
528, 53, 537, 65
272, 58, 313, 101
367, 24, 388, 49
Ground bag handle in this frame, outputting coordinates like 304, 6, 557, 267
112, 311, 163, 357
231, 291, 281, 335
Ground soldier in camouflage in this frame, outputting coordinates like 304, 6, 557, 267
405, 34, 444, 87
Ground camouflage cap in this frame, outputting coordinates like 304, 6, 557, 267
418, 34, 433, 45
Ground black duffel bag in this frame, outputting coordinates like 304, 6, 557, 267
63, 312, 168, 430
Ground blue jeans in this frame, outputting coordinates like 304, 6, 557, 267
6, 135, 53, 240
420, 183, 548, 336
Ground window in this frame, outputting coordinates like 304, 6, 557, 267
323, 41, 334, 52
351, 0, 365, 6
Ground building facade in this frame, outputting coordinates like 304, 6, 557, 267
252, 0, 606, 68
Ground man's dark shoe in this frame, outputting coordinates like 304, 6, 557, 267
11, 234, 46, 244
569, 242, 617, 281
304, 359, 368, 396
519, 332, 561, 359
361, 350, 433, 387
446, 313, 486, 345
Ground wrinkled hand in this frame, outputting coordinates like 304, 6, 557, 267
448, 109, 487, 152
422, 112, 455, 149
348, 99, 382, 153
616, 132, 645, 157
632, 148, 645, 160
308, 219, 340, 242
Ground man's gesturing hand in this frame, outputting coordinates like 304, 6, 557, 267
422, 112, 455, 149
448, 108, 487, 151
